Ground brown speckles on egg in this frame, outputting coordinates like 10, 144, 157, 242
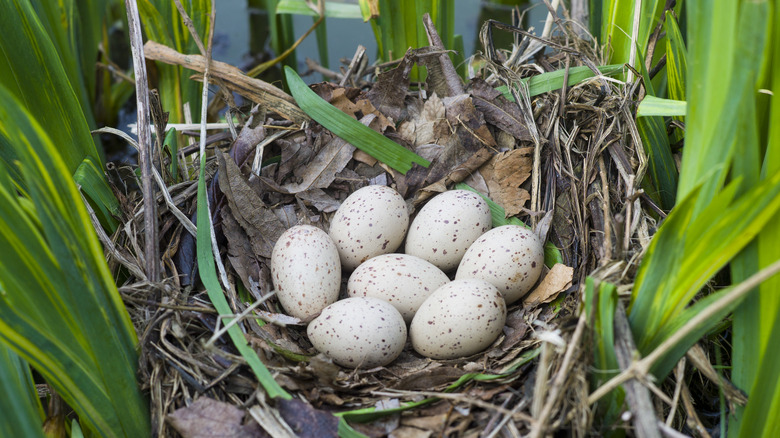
455, 225, 544, 304
307, 297, 406, 368
329, 185, 409, 270
271, 225, 341, 319
410, 279, 506, 359
406, 190, 492, 272
347, 254, 449, 323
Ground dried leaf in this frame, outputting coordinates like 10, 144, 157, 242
469, 79, 532, 142
422, 14, 464, 97
229, 106, 267, 168
295, 189, 340, 213
221, 206, 265, 296
167, 398, 266, 438
276, 398, 339, 438
277, 134, 314, 184
397, 94, 448, 147
391, 366, 465, 391
217, 151, 287, 258
412, 148, 495, 205
523, 264, 574, 307
366, 52, 415, 122
479, 149, 533, 217
442, 94, 496, 150
282, 132, 355, 193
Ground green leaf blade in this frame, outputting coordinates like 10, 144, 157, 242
284, 66, 429, 174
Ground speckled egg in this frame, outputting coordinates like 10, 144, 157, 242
347, 254, 450, 323
307, 297, 407, 368
329, 185, 409, 270
455, 225, 544, 304
405, 190, 492, 272
410, 279, 506, 359
271, 225, 341, 320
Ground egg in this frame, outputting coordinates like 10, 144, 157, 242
455, 225, 544, 305
347, 254, 450, 323
271, 225, 341, 320
329, 185, 409, 270
405, 190, 492, 272
410, 279, 506, 359
307, 297, 407, 368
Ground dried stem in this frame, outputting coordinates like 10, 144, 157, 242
125, 0, 159, 282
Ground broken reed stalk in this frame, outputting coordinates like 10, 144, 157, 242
588, 258, 780, 406
614, 301, 661, 438
125, 0, 159, 282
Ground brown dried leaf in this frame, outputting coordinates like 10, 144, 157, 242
277, 135, 313, 184
442, 94, 496, 150
217, 151, 287, 258
221, 206, 265, 297
523, 264, 574, 307
276, 398, 339, 438
168, 398, 266, 438
391, 366, 465, 391
500, 307, 534, 351
295, 188, 340, 213
229, 106, 267, 168
412, 148, 495, 206
281, 133, 355, 193
422, 14, 464, 98
469, 78, 532, 142
366, 52, 414, 122
480, 148, 533, 217
397, 94, 448, 147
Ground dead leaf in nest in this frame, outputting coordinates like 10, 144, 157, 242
479, 148, 533, 217
229, 106, 267, 168
276, 398, 339, 438
217, 151, 287, 258
277, 134, 313, 185
221, 207, 265, 297
282, 134, 355, 193
366, 51, 415, 123
391, 366, 465, 391
295, 188, 340, 213
523, 264, 574, 307
397, 94, 448, 147
441, 94, 496, 150
469, 78, 532, 142
168, 397, 266, 438
500, 307, 536, 351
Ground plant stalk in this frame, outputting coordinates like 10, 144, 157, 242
125, 0, 160, 282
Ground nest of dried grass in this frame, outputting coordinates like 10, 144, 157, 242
102, 14, 708, 438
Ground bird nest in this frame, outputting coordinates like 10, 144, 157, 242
105, 17, 676, 438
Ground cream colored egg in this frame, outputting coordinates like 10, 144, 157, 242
405, 190, 492, 272
410, 279, 506, 359
271, 225, 341, 320
347, 254, 450, 323
307, 297, 407, 368
329, 185, 409, 270
455, 225, 544, 304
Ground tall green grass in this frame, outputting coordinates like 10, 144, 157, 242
0, 0, 119, 227
593, 1, 780, 436
0, 85, 149, 437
